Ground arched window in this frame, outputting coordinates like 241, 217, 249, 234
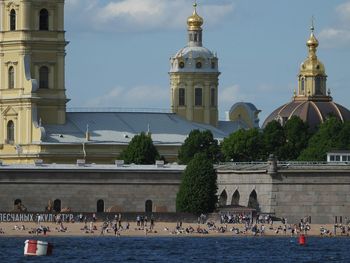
210, 88, 216, 107
219, 190, 227, 207
195, 88, 202, 106
248, 190, 259, 211
8, 66, 14, 89
315, 76, 322, 95
97, 199, 104, 212
7, 121, 14, 144
301, 78, 305, 94
145, 200, 152, 213
39, 9, 49, 30
53, 199, 61, 212
10, 9, 16, 31
179, 88, 185, 106
39, 66, 49, 89
231, 190, 240, 206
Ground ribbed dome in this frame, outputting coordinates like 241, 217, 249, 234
263, 101, 350, 129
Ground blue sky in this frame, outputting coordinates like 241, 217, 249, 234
64, 0, 350, 123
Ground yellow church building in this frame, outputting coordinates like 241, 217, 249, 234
0, 1, 259, 164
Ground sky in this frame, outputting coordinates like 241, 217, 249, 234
64, 0, 350, 123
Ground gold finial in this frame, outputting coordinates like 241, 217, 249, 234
187, 1, 203, 30
307, 16, 319, 49
310, 16, 315, 32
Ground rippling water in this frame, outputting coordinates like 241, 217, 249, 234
0, 236, 349, 262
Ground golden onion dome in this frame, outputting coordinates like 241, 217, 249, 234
307, 31, 319, 48
187, 3, 203, 30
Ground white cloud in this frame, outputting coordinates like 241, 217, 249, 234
336, 1, 350, 21
319, 28, 350, 48
317, 1, 350, 47
66, 0, 234, 32
84, 85, 169, 109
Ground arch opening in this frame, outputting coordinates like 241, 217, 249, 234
53, 199, 61, 212
218, 190, 228, 207
97, 199, 104, 212
39, 9, 49, 30
231, 190, 240, 206
248, 190, 259, 211
145, 200, 152, 213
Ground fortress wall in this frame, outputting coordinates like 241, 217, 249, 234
217, 168, 350, 224
0, 169, 182, 213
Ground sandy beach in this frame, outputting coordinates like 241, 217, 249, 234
0, 221, 348, 238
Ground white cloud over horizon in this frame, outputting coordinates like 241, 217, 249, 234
319, 1, 350, 47
66, 0, 234, 32
84, 85, 169, 109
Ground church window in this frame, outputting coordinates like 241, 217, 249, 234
315, 76, 322, 95
196, 62, 202, 69
211, 62, 216, 69
195, 88, 202, 106
39, 9, 49, 30
7, 121, 15, 145
179, 61, 185, 69
39, 66, 49, 89
194, 33, 198, 42
10, 9, 16, 31
8, 66, 15, 89
189, 33, 194, 42
210, 88, 216, 107
301, 78, 305, 93
97, 199, 104, 212
179, 88, 185, 106
145, 200, 152, 213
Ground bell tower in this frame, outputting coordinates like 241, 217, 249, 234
0, 0, 68, 151
170, 3, 220, 126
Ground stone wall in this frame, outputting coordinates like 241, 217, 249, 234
217, 163, 350, 224
0, 166, 183, 213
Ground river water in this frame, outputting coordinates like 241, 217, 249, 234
0, 236, 348, 262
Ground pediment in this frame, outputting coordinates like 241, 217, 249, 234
2, 106, 18, 117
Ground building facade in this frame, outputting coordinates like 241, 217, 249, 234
170, 3, 220, 127
0, 1, 256, 164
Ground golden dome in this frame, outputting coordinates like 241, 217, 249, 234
307, 29, 319, 48
187, 3, 203, 30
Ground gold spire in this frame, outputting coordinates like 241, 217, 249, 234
307, 17, 319, 58
187, 2, 203, 30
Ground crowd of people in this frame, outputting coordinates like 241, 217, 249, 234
1, 213, 350, 237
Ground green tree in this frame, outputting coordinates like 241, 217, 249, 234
221, 128, 264, 161
298, 117, 343, 161
282, 116, 310, 160
176, 153, 217, 214
120, 132, 159, 164
262, 120, 286, 160
178, 130, 220, 164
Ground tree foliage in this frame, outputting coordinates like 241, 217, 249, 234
298, 117, 347, 161
120, 132, 159, 164
176, 154, 217, 214
178, 130, 220, 164
282, 116, 310, 160
262, 120, 286, 160
221, 128, 263, 161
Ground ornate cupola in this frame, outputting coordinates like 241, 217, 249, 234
169, 2, 220, 127
263, 21, 350, 129
187, 3, 204, 47
296, 23, 329, 101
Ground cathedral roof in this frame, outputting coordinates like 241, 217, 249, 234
262, 100, 350, 129
42, 112, 242, 145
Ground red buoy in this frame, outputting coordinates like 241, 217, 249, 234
24, 240, 53, 256
299, 234, 306, 245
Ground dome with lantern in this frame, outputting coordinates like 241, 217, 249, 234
263, 25, 350, 130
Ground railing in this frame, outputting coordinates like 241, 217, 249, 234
67, 107, 172, 113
